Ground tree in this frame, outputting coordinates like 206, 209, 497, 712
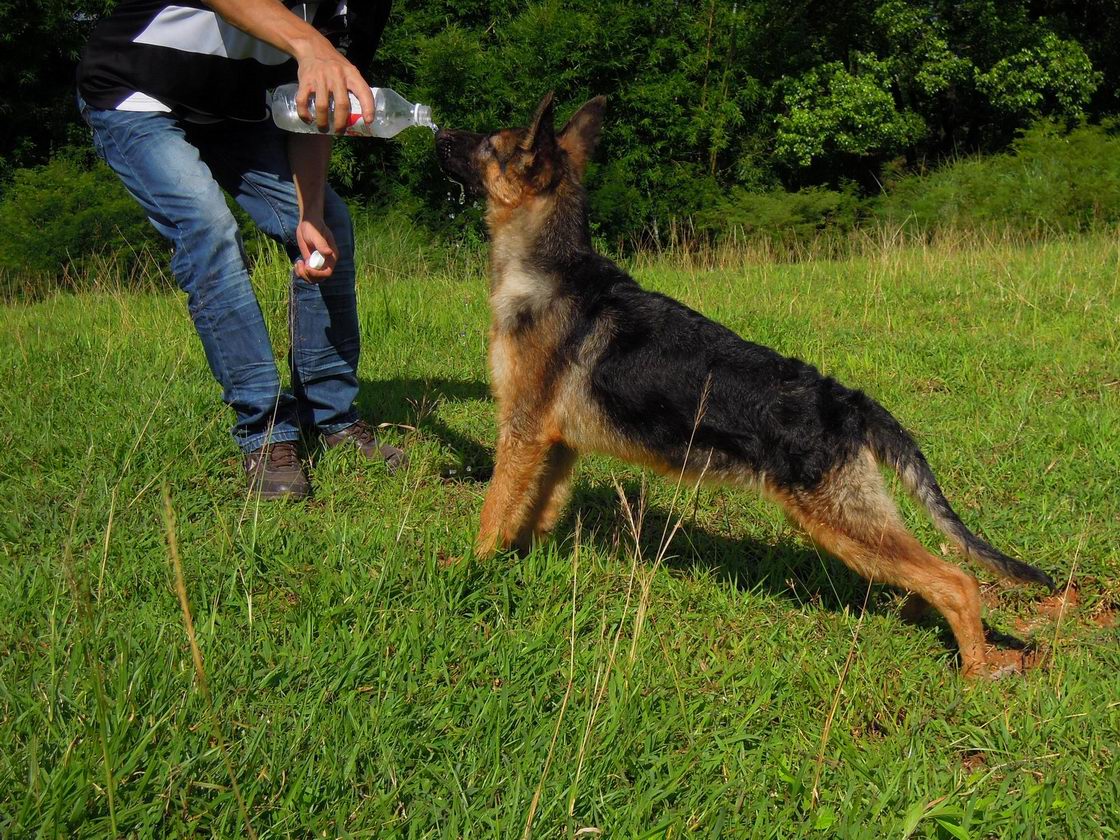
0, 1, 113, 177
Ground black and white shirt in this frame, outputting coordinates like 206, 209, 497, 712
78, 1, 391, 122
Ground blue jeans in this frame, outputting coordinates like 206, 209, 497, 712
78, 96, 360, 453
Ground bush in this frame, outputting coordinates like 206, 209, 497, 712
696, 185, 867, 246
0, 152, 166, 276
878, 121, 1120, 233
774, 54, 926, 170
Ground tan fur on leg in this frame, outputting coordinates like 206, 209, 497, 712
518, 443, 578, 544
783, 456, 989, 676
476, 432, 555, 556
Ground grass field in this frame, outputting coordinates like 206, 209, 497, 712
1, 230, 1118, 837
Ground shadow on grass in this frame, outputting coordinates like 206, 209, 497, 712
572, 482, 1045, 661
558, 482, 1033, 662
356, 376, 494, 470
561, 479, 871, 613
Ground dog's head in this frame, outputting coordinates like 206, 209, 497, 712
435, 93, 606, 211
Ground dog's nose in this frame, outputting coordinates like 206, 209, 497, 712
435, 130, 454, 161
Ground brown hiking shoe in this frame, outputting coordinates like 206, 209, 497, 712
243, 441, 311, 500
323, 420, 408, 473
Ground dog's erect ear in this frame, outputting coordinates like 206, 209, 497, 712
520, 91, 556, 154
558, 95, 606, 177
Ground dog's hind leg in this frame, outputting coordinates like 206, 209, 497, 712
782, 454, 988, 676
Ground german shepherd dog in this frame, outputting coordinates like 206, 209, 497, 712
435, 94, 1054, 676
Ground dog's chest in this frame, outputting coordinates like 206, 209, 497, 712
489, 262, 556, 332
487, 262, 572, 406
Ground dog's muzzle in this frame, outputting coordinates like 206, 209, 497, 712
435, 129, 457, 163
435, 129, 484, 196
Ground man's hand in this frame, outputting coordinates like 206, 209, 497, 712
295, 49, 375, 134
201, 0, 375, 133
294, 217, 338, 282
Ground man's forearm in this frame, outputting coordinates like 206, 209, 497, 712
202, 0, 326, 62
204, 0, 374, 132
289, 134, 332, 220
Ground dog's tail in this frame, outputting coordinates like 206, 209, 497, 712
865, 401, 1055, 590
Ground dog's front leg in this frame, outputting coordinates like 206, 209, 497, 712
475, 418, 557, 557
522, 443, 578, 541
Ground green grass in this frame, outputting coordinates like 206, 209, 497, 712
1, 231, 1118, 838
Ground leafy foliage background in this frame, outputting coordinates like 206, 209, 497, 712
353, 0, 1112, 240
1, 0, 1118, 267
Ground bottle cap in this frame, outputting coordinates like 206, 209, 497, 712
308, 251, 325, 270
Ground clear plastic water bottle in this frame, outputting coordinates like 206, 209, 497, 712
270, 83, 435, 137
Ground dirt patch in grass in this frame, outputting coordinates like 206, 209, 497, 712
1037, 583, 1080, 620
982, 581, 1119, 674
961, 751, 987, 772
984, 644, 1046, 677
1090, 606, 1117, 628
1012, 583, 1078, 636
983, 581, 1109, 637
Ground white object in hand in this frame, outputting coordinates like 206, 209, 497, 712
308, 250, 325, 270
270, 84, 435, 137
